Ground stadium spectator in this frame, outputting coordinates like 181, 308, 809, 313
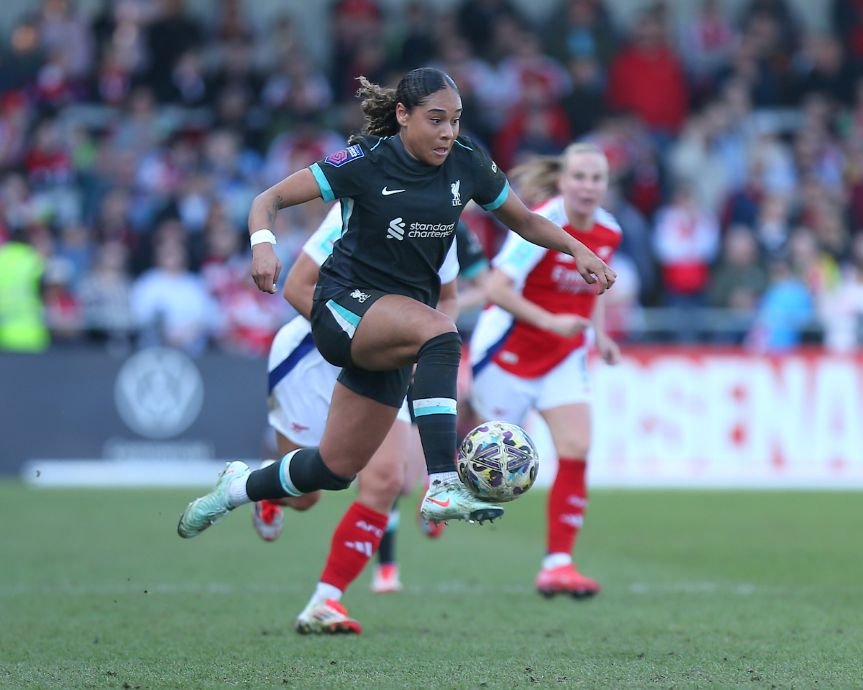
822, 233, 863, 351
42, 256, 83, 342
606, 7, 688, 138
652, 182, 721, 340
77, 239, 134, 342
130, 234, 221, 354
0, 228, 49, 352
457, 0, 523, 62
541, 0, 617, 70
707, 223, 768, 342
678, 0, 739, 100
144, 0, 205, 102
746, 255, 814, 351
831, 0, 863, 74
393, 1, 438, 71
471, 145, 619, 599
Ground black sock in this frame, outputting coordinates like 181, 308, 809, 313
412, 332, 461, 474
245, 448, 353, 501
377, 501, 399, 565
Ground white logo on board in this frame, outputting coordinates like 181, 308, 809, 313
114, 347, 204, 439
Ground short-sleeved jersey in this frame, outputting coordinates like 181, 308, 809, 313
471, 197, 622, 379
302, 202, 460, 284
308, 134, 509, 306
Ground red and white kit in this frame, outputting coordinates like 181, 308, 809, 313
470, 196, 622, 422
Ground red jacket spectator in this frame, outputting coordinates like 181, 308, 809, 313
607, 14, 688, 133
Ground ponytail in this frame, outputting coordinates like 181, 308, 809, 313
508, 156, 562, 207
353, 68, 459, 139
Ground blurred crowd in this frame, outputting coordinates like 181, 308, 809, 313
2, 0, 863, 355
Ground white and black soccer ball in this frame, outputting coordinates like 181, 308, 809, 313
457, 421, 539, 503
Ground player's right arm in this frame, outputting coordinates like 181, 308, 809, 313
485, 268, 590, 338
485, 231, 589, 338
249, 168, 322, 294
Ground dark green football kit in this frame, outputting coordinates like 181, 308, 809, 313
308, 133, 509, 406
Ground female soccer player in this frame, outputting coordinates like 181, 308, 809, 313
177, 67, 614, 541
254, 202, 460, 634
470, 144, 622, 599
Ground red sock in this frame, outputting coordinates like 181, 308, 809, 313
320, 501, 389, 591
546, 458, 588, 556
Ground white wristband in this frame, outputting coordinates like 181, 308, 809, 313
250, 229, 277, 248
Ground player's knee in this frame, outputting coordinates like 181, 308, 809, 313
417, 330, 462, 364
360, 460, 404, 503
316, 451, 356, 491
556, 438, 591, 459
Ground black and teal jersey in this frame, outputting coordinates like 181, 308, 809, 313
308, 134, 509, 307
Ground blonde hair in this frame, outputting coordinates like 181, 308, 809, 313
508, 156, 561, 207
509, 143, 608, 207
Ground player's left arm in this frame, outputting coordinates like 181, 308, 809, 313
591, 295, 621, 365
491, 193, 616, 294
436, 279, 459, 322
282, 251, 320, 320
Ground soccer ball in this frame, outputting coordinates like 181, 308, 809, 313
457, 421, 539, 503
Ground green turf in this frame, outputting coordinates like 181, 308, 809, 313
1, 483, 861, 689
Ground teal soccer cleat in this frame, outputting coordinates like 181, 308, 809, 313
177, 461, 250, 538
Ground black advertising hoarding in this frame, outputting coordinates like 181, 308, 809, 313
0, 347, 269, 484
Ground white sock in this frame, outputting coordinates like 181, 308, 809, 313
310, 582, 342, 606
227, 476, 250, 507
542, 552, 572, 570
429, 471, 459, 485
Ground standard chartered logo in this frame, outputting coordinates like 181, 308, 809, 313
387, 217, 405, 240
387, 217, 456, 240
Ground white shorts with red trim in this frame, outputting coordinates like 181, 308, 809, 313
470, 343, 590, 426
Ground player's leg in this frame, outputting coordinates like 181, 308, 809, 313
372, 501, 401, 593
251, 432, 321, 543
535, 347, 599, 599
295, 419, 408, 634
345, 293, 503, 523
373, 402, 417, 592
177, 383, 397, 539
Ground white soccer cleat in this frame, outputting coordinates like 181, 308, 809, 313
177, 461, 250, 538
295, 599, 362, 635
420, 476, 504, 524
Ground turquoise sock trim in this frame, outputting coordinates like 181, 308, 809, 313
279, 450, 302, 497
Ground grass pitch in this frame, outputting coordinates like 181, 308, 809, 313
1, 483, 861, 689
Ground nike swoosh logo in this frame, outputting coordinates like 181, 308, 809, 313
382, 187, 406, 195
426, 497, 450, 507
